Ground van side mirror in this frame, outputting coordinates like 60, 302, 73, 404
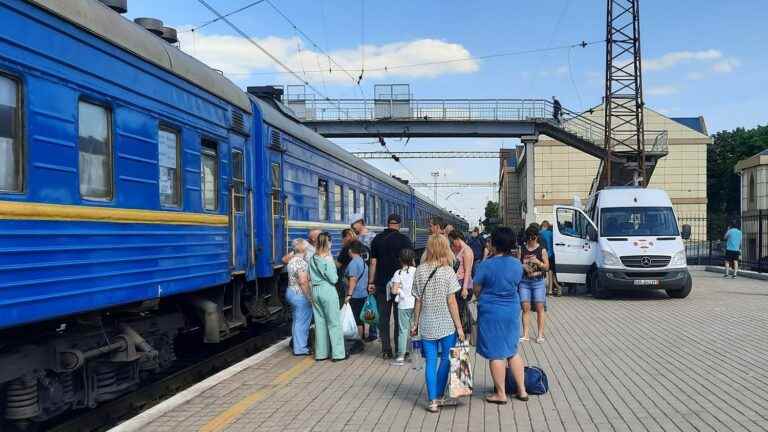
587, 225, 598, 242
681, 224, 691, 240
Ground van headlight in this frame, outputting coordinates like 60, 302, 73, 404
671, 250, 687, 266
603, 250, 622, 267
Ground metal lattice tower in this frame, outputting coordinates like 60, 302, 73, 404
603, 0, 646, 187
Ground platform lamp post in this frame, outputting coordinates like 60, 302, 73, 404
431, 171, 441, 203
444, 192, 461, 202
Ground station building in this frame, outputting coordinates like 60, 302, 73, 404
735, 149, 768, 266
499, 105, 711, 231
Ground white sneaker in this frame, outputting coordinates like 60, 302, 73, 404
391, 357, 405, 366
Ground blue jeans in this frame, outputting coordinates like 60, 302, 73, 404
519, 278, 546, 304
286, 288, 312, 355
422, 332, 458, 401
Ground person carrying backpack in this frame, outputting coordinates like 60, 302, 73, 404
344, 240, 370, 340
351, 213, 377, 341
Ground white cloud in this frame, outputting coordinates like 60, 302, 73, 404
644, 49, 722, 71
647, 85, 680, 96
177, 32, 479, 84
712, 58, 741, 73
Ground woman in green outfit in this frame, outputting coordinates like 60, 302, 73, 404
309, 232, 347, 362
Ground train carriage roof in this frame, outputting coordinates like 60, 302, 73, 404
28, 0, 252, 113
250, 95, 414, 196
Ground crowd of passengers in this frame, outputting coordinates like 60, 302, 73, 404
283, 213, 559, 412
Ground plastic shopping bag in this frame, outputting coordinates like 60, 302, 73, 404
340, 303, 358, 339
448, 344, 473, 398
360, 294, 379, 326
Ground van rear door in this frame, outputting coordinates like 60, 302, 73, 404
553, 205, 597, 284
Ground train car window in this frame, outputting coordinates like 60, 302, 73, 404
158, 127, 180, 207
232, 149, 245, 212
359, 191, 367, 222
334, 184, 343, 222
318, 179, 328, 221
0, 74, 21, 193
271, 163, 281, 216
201, 140, 218, 211
78, 100, 113, 199
347, 188, 355, 221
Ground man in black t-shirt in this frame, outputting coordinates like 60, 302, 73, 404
367, 213, 413, 358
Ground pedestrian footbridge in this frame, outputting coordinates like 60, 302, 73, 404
286, 97, 668, 190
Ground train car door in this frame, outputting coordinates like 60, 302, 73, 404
268, 151, 286, 266
230, 147, 249, 273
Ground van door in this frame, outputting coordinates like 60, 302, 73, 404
553, 205, 598, 284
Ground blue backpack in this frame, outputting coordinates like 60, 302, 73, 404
504, 366, 549, 395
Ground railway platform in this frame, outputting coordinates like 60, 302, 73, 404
110, 270, 768, 432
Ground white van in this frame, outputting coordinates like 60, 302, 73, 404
552, 187, 692, 299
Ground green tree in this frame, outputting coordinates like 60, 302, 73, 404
483, 201, 499, 233
707, 125, 768, 217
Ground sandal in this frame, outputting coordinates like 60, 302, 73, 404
426, 400, 439, 413
536, 336, 545, 344
519, 336, 529, 342
515, 393, 530, 402
437, 398, 459, 407
485, 394, 508, 405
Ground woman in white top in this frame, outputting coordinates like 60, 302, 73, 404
389, 248, 417, 365
411, 235, 466, 413
286, 239, 312, 356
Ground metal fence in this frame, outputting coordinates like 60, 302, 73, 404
680, 212, 768, 272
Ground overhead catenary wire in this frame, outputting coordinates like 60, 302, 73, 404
194, 0, 340, 107
223, 39, 605, 76
180, 0, 267, 33
264, 0, 366, 98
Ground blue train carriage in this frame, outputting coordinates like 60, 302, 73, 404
0, 0, 266, 424
247, 88, 417, 277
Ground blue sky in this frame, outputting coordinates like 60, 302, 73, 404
128, 0, 767, 225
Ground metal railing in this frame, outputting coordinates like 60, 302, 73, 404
679, 213, 768, 274
291, 98, 607, 145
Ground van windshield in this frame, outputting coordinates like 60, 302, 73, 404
600, 207, 679, 237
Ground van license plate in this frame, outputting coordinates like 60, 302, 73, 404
634, 279, 659, 286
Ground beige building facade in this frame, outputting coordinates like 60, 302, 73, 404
502, 105, 711, 229
735, 150, 768, 265
498, 149, 523, 228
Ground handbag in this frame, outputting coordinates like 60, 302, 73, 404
448, 343, 473, 398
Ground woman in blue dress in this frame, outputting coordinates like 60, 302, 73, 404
473, 227, 528, 404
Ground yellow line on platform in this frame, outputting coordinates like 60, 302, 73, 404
199, 356, 314, 432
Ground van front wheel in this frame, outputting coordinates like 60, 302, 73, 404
589, 271, 612, 299
666, 275, 692, 299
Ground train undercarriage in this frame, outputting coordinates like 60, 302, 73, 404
0, 277, 283, 429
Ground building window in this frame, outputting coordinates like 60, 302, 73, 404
334, 184, 343, 222
359, 191, 367, 222
377, 197, 384, 224
271, 163, 281, 217
78, 100, 112, 199
318, 179, 328, 221
347, 188, 355, 221
0, 74, 21, 192
232, 149, 245, 212
158, 127, 180, 207
748, 172, 756, 210
201, 140, 218, 211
